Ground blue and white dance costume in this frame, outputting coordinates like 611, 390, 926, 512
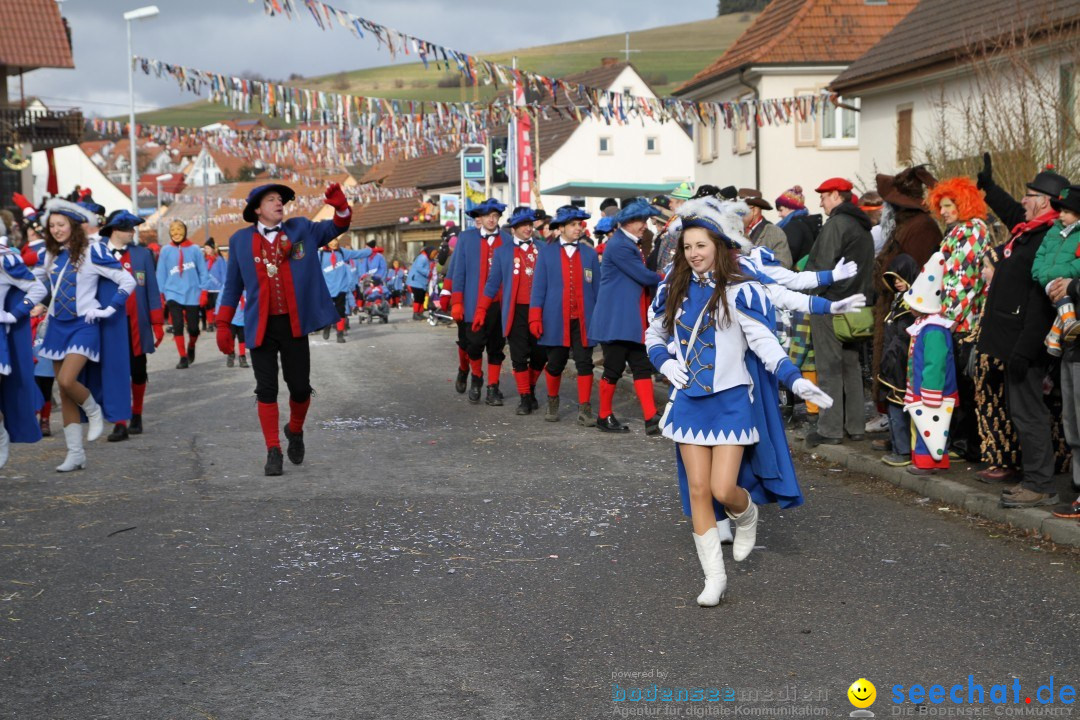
0, 248, 48, 444
40, 242, 137, 422
646, 274, 806, 517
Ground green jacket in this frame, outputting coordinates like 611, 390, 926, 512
1031, 220, 1080, 288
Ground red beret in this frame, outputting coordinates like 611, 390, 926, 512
814, 177, 854, 193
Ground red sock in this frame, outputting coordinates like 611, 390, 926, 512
257, 402, 280, 449
238, 342, 246, 356
457, 347, 469, 372
487, 362, 501, 386
577, 374, 593, 405
40, 401, 51, 418
514, 370, 531, 395
413, 302, 422, 313
546, 370, 562, 397
187, 335, 198, 357
288, 397, 310, 434
131, 382, 146, 415
336, 318, 346, 331
174, 335, 187, 358
469, 357, 483, 378
634, 378, 657, 419
599, 378, 617, 417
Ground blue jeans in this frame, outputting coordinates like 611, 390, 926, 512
887, 403, 910, 456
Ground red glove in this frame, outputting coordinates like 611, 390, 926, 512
216, 306, 236, 355
472, 295, 492, 332
324, 183, 349, 213
439, 293, 451, 311
528, 307, 544, 339
20, 244, 38, 267
451, 303, 464, 323
152, 323, 165, 346
199, 290, 208, 308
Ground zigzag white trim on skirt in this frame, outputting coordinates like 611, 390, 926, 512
662, 424, 759, 446
0, 362, 10, 376
39, 345, 100, 363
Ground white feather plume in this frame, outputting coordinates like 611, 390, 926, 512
675, 197, 751, 249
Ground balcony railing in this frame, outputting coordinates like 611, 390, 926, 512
0, 106, 83, 150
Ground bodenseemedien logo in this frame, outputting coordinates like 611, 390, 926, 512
849, 678, 877, 718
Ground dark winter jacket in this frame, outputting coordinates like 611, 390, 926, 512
804, 202, 875, 302
780, 212, 820, 266
976, 180, 1056, 366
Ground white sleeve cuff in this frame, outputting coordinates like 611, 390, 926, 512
335, 209, 351, 218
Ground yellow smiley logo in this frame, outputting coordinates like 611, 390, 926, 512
848, 678, 876, 709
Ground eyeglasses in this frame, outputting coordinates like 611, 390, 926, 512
1024, 193, 1046, 198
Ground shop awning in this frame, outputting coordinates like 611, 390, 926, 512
539, 181, 679, 199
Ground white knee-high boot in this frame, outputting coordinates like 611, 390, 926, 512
80, 395, 104, 442
716, 517, 734, 544
692, 527, 727, 606
56, 424, 86, 472
725, 489, 758, 562
0, 424, 9, 469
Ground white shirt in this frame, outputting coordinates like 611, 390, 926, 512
560, 240, 578, 258
257, 222, 282, 242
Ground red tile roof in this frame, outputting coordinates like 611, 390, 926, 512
674, 0, 919, 95
830, 0, 1080, 94
352, 196, 425, 230
0, 0, 74, 72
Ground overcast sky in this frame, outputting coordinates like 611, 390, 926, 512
12, 0, 717, 117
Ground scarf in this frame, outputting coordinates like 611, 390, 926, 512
1004, 208, 1059, 258
776, 207, 808, 229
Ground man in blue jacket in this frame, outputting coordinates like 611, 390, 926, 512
319, 239, 370, 343
217, 183, 352, 476
102, 210, 164, 441
450, 198, 512, 405
590, 199, 665, 434
157, 220, 209, 369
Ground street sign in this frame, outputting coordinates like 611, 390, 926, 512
462, 154, 486, 180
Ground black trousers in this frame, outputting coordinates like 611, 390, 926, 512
456, 320, 467, 351
601, 340, 653, 382
167, 300, 200, 338
126, 325, 148, 384
411, 287, 427, 306
464, 300, 506, 364
545, 319, 594, 377
250, 315, 311, 405
332, 292, 347, 320
231, 324, 246, 345
1005, 362, 1055, 494
507, 304, 547, 373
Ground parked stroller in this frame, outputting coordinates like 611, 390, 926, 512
426, 273, 454, 327
363, 277, 391, 324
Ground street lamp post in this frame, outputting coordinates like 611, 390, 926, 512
155, 173, 174, 215
124, 5, 160, 215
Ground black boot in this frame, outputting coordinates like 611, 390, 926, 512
455, 369, 468, 394
176, 356, 190, 369
467, 374, 483, 404
336, 330, 346, 344
187, 343, 196, 363
516, 393, 534, 415
596, 413, 630, 433
283, 424, 305, 465
644, 414, 662, 436
545, 396, 560, 422
107, 423, 129, 442
485, 384, 504, 407
577, 402, 597, 427
529, 386, 540, 411
323, 326, 331, 340
227, 353, 235, 368
129, 414, 143, 435
264, 447, 284, 476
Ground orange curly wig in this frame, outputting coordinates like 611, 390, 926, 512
926, 176, 988, 221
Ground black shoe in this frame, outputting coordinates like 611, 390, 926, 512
227, 353, 235, 368
467, 374, 483, 404
336, 331, 346, 344
239, 355, 249, 368
264, 447, 284, 476
805, 430, 841, 448
529, 387, 539, 411
129, 414, 143, 435
485, 384, 504, 406
516, 393, 534, 415
413, 312, 425, 321
187, 345, 196, 363
283, 424, 305, 465
644, 414, 662, 436
597, 414, 631, 433
107, 423, 129, 442
176, 356, 190, 369
455, 369, 468, 394
323, 326, 331, 340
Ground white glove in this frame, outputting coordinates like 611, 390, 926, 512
0, 311, 16, 324
792, 378, 834, 410
83, 306, 117, 324
832, 257, 858, 282
830, 293, 867, 315
659, 359, 689, 389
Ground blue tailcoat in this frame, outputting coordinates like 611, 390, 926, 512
157, 242, 209, 305
82, 275, 132, 424
220, 217, 348, 348
121, 244, 162, 356
450, 228, 512, 322
481, 241, 538, 336
529, 241, 601, 348
589, 229, 660, 344
2, 282, 43, 443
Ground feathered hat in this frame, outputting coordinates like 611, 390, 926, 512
676, 197, 749, 250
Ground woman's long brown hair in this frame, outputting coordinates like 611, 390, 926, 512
44, 215, 89, 269
662, 228, 745, 334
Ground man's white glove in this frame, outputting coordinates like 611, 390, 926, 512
829, 293, 867, 315
792, 378, 834, 409
659, 359, 689, 389
832, 257, 858, 282
0, 311, 16, 325
83, 306, 117, 324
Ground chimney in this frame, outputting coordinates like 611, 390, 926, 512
601, 57, 619, 67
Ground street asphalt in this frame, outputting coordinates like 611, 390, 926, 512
2, 308, 1078, 719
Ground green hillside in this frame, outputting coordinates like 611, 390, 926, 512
122, 12, 756, 128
